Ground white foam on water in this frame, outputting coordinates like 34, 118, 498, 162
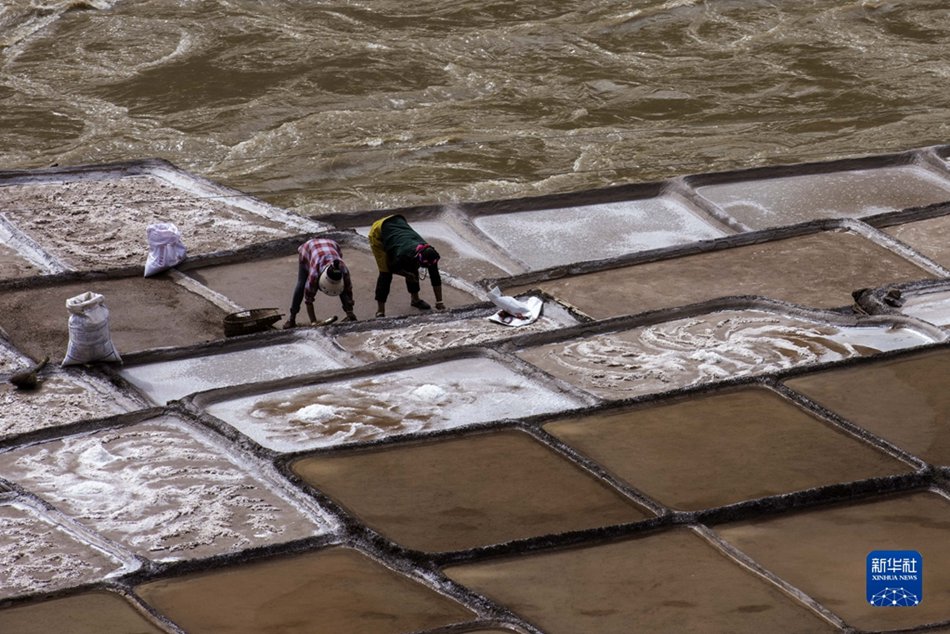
204, 356, 585, 451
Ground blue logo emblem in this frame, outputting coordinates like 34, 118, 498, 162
867, 550, 922, 607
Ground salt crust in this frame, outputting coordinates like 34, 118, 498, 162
518, 309, 938, 399
0, 501, 129, 600
0, 370, 144, 440
0, 175, 308, 270
0, 415, 336, 562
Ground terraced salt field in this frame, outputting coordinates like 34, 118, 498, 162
2, 149, 949, 632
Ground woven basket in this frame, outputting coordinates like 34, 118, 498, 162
223, 308, 283, 337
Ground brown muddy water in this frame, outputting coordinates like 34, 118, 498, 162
2, 1, 949, 215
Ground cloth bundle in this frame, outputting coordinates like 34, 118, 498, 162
486, 286, 543, 327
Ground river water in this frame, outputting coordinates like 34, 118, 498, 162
1, 0, 948, 216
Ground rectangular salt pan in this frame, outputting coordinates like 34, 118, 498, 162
0, 175, 316, 270
516, 309, 938, 400
203, 356, 586, 451
696, 166, 950, 230
472, 197, 728, 270
120, 340, 348, 405
0, 416, 334, 562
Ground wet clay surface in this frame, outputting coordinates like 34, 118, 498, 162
0, 591, 165, 634
204, 356, 585, 452
333, 301, 575, 363
136, 547, 473, 634
0, 416, 330, 562
119, 340, 347, 405
516, 309, 933, 400
784, 348, 950, 466
0, 371, 144, 440
186, 246, 479, 322
716, 491, 950, 631
0, 276, 227, 363
444, 527, 835, 634
0, 176, 305, 270
471, 197, 728, 270
883, 213, 950, 269
695, 166, 950, 230
544, 387, 910, 511
0, 502, 130, 600
292, 430, 648, 552
507, 231, 934, 318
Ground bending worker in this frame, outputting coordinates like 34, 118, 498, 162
283, 237, 356, 328
368, 214, 444, 318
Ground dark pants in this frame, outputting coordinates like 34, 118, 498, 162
289, 259, 308, 317
374, 272, 419, 303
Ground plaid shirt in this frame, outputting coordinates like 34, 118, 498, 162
299, 238, 353, 308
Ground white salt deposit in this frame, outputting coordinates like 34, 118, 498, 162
411, 383, 446, 401
0, 416, 335, 562
899, 289, 950, 327
296, 403, 336, 423
0, 174, 322, 270
203, 357, 586, 451
333, 300, 577, 362
119, 340, 348, 404
517, 309, 939, 400
472, 197, 727, 270
696, 166, 950, 230
1, 370, 145, 440
0, 501, 131, 599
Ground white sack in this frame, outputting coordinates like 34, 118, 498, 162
144, 222, 187, 277
62, 291, 122, 366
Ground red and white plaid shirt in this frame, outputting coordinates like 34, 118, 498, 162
299, 238, 352, 306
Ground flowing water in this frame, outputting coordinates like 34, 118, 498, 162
1, 0, 948, 216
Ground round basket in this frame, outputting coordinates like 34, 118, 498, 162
223, 308, 283, 337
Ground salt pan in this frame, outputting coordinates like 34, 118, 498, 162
517, 309, 938, 400
204, 357, 586, 452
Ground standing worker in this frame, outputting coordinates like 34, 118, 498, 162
283, 237, 357, 328
368, 214, 444, 318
